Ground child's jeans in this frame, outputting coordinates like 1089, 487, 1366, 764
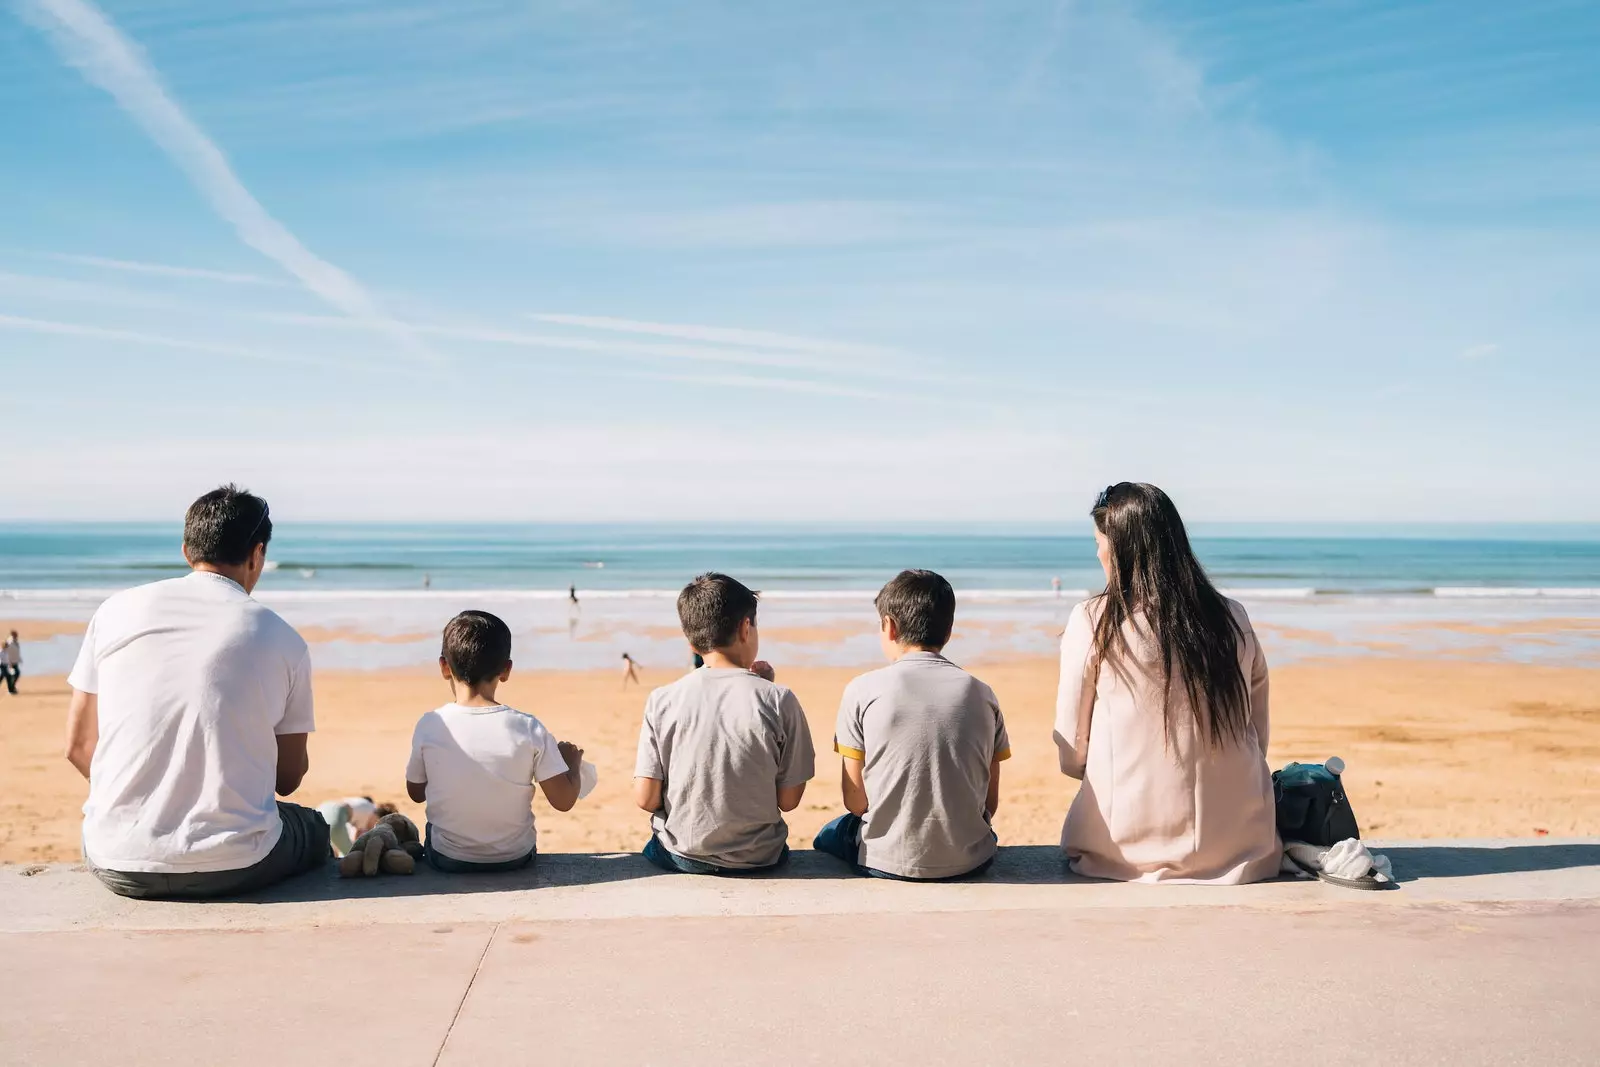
641, 835, 788, 876
812, 813, 997, 881
424, 824, 534, 873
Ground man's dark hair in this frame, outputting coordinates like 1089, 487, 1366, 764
183, 484, 273, 566
875, 569, 956, 649
441, 610, 513, 686
677, 572, 759, 654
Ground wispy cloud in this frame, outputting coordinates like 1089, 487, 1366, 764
527, 313, 906, 363
0, 311, 409, 374
41, 252, 287, 287
1460, 342, 1500, 360
17, 0, 433, 362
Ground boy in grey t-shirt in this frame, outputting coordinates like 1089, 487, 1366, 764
634, 573, 815, 874
813, 569, 1010, 880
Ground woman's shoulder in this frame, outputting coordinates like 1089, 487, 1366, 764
1222, 597, 1257, 635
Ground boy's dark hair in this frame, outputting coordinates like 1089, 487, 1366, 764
875, 569, 956, 649
441, 610, 513, 686
184, 484, 273, 566
677, 573, 759, 654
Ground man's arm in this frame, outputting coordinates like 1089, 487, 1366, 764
634, 776, 663, 813
840, 756, 868, 816
275, 733, 310, 796
407, 780, 427, 803
65, 690, 98, 779
985, 757, 1003, 818
777, 781, 806, 812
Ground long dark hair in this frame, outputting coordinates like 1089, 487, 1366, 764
1090, 482, 1248, 747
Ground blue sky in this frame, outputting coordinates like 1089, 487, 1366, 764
2, 0, 1596, 522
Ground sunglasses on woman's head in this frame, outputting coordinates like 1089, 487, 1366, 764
1094, 484, 1117, 510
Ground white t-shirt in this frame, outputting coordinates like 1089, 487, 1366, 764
1, 640, 18, 666
68, 571, 314, 873
406, 703, 569, 863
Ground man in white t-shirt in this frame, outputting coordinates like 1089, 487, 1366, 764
65, 485, 330, 899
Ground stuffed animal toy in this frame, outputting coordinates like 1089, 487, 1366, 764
338, 812, 425, 877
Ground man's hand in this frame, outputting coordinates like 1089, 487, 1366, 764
751, 660, 776, 682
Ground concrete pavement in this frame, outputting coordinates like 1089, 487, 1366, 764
3, 840, 1598, 1066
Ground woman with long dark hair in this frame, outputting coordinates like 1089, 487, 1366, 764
1053, 483, 1279, 883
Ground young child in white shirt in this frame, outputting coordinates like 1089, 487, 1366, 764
406, 611, 585, 873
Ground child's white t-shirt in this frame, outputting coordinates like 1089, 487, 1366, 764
406, 703, 568, 863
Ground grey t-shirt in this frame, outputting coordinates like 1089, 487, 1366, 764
835, 651, 1011, 879
635, 667, 816, 869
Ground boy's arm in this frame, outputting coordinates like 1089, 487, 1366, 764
776, 689, 816, 813
840, 756, 868, 816
538, 740, 584, 812
777, 781, 806, 812
404, 717, 428, 804
985, 757, 1003, 818
634, 692, 665, 812
634, 777, 663, 813
834, 678, 867, 814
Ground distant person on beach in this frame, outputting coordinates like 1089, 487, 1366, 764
634, 573, 815, 874
423, 573, 431, 589
1053, 483, 1278, 884
621, 652, 640, 688
65, 485, 329, 899
1052, 576, 1062, 598
814, 570, 1009, 880
316, 796, 394, 857
1, 631, 19, 694
569, 583, 579, 606
406, 611, 586, 872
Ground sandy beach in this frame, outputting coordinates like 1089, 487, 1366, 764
4, 649, 1597, 864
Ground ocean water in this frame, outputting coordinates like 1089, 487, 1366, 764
4, 523, 1599, 672
3, 521, 1599, 596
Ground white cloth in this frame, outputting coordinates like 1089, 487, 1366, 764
1282, 838, 1394, 884
406, 703, 569, 863
345, 796, 376, 821
578, 760, 599, 800
69, 572, 314, 873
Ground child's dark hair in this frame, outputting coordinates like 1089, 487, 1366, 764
677, 573, 759, 654
441, 610, 513, 685
874, 569, 956, 649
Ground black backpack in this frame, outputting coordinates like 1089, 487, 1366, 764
1273, 762, 1360, 846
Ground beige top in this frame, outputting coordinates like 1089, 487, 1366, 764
1053, 597, 1280, 884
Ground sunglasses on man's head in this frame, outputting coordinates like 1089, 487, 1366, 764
245, 502, 270, 546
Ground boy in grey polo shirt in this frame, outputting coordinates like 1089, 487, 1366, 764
634, 573, 816, 874
813, 569, 1010, 880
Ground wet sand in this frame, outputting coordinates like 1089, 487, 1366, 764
4, 655, 1597, 864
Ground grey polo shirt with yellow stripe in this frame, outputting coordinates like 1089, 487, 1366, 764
834, 651, 1010, 879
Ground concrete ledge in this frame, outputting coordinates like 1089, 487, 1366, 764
5, 839, 1597, 932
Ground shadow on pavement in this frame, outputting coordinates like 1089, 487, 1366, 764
1383, 842, 1600, 883
208, 841, 1600, 903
